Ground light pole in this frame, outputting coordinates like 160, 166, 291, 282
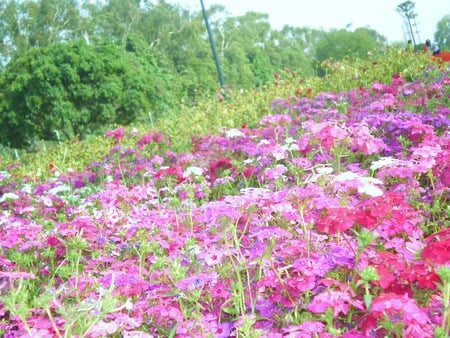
200, 0, 225, 88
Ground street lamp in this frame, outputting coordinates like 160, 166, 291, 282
200, 0, 225, 88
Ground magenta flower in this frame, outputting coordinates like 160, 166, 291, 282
198, 247, 226, 266
370, 293, 433, 338
136, 131, 154, 150
105, 127, 125, 143
210, 279, 231, 299
214, 322, 233, 338
282, 321, 326, 338
175, 272, 218, 292
0, 271, 35, 279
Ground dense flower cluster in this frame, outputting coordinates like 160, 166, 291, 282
0, 70, 449, 337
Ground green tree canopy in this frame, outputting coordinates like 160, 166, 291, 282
314, 27, 380, 74
0, 40, 153, 148
435, 15, 450, 50
0, 0, 82, 69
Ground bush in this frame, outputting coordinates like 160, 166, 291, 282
0, 40, 154, 148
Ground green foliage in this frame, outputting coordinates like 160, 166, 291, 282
0, 40, 153, 148
315, 28, 381, 75
319, 46, 434, 90
0, 46, 436, 176
154, 47, 436, 154
0, 0, 444, 152
435, 14, 450, 50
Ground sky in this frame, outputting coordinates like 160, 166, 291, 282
167, 0, 450, 44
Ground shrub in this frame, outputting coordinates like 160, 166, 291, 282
0, 40, 154, 148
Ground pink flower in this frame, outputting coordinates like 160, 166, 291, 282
19, 328, 54, 338
350, 123, 385, 155
146, 305, 183, 325
105, 127, 124, 143
286, 274, 316, 292
153, 132, 163, 143
264, 164, 288, 181
136, 132, 155, 150
210, 279, 231, 299
214, 322, 233, 338
86, 320, 119, 337
370, 293, 432, 337
46, 236, 62, 247
198, 247, 226, 266
307, 291, 364, 316
282, 321, 326, 338
0, 271, 35, 279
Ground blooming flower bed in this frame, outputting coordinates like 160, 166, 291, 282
0, 70, 449, 337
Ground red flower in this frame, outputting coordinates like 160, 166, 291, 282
370, 251, 406, 290
209, 157, 233, 180
421, 227, 450, 265
316, 207, 355, 234
243, 165, 254, 178
402, 262, 439, 290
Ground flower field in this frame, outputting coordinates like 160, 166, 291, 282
0, 64, 449, 337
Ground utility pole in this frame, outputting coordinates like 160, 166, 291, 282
200, 0, 225, 88
396, 1, 419, 47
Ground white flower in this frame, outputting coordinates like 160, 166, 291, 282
333, 171, 383, 197
316, 165, 334, 175
282, 137, 299, 151
357, 179, 384, 197
183, 166, 203, 178
305, 165, 334, 183
370, 157, 400, 171
271, 146, 287, 161
333, 171, 359, 181
225, 128, 244, 138
0, 171, 11, 181
257, 139, 271, 146
21, 184, 33, 194
0, 192, 19, 203
48, 184, 72, 195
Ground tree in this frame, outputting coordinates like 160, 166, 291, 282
0, 40, 153, 148
314, 28, 379, 74
82, 0, 144, 49
214, 10, 274, 88
435, 15, 450, 51
267, 26, 322, 78
0, 0, 82, 69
